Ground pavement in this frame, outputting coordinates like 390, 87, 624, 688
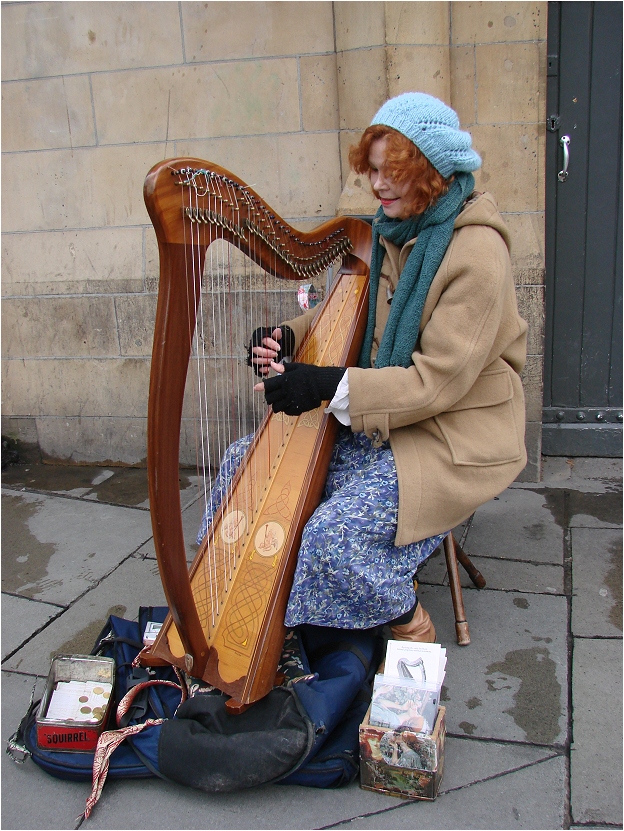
1, 455, 622, 830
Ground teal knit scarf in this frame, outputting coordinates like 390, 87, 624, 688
359, 172, 475, 369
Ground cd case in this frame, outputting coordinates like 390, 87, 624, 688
370, 674, 441, 736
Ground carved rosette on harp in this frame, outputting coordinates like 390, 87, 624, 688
141, 157, 372, 711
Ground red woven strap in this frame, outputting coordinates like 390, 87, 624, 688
77, 719, 164, 826
76, 675, 186, 827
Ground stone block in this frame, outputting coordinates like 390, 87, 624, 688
337, 130, 370, 193
450, 46, 476, 125
451, 2, 547, 45
336, 168, 379, 217
145, 226, 160, 288
300, 54, 339, 132
471, 123, 540, 213
536, 120, 547, 212
476, 43, 542, 124
1, 75, 95, 152
35, 416, 147, 465
2, 143, 163, 233
503, 211, 545, 275
334, 1, 385, 51
571, 527, 622, 637
91, 59, 300, 145
2, 296, 118, 359
516, 284, 544, 356
1, 228, 144, 297
385, 2, 450, 46
2, 357, 149, 418
1, 416, 41, 461
115, 294, 158, 358
176, 132, 342, 221
520, 419, 542, 482
337, 47, 388, 131
521, 354, 544, 423
1, 1, 183, 81
571, 638, 623, 826
387, 45, 451, 101
182, 1, 334, 62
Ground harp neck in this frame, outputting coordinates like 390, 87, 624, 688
144, 158, 371, 279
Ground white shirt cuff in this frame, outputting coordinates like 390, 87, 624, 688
325, 370, 351, 426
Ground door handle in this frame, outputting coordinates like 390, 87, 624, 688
558, 135, 570, 182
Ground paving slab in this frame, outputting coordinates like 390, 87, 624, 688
418, 585, 568, 745
3, 556, 167, 675
137, 495, 203, 563
338, 755, 566, 830
571, 527, 623, 637
566, 488, 622, 529
1, 594, 63, 660
0, 463, 201, 509
571, 637, 623, 827
527, 456, 622, 491
419, 549, 563, 595
457, 489, 565, 564
1, 488, 153, 605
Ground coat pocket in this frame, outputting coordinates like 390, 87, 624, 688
434, 370, 523, 466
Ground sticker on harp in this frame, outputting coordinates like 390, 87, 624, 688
220, 510, 247, 545
254, 521, 285, 558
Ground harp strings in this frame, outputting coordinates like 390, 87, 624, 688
178, 165, 339, 642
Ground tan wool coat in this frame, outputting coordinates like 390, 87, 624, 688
284, 192, 528, 546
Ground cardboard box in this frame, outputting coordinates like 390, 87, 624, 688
359, 705, 445, 800
36, 655, 115, 751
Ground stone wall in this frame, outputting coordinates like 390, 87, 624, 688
1, 1, 546, 480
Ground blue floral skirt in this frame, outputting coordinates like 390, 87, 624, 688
197, 427, 446, 629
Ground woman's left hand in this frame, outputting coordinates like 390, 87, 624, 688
254, 363, 346, 416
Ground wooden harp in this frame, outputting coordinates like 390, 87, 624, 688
141, 158, 372, 710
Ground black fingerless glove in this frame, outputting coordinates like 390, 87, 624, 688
246, 325, 296, 376
262, 363, 346, 416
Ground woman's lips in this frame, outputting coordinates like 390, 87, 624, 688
379, 197, 398, 207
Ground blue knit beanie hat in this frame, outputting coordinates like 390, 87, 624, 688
371, 92, 481, 179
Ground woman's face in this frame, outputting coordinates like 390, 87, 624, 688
368, 137, 412, 219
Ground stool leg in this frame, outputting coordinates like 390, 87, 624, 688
444, 534, 471, 646
454, 538, 486, 588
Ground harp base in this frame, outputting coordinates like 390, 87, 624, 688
224, 670, 286, 714
225, 699, 253, 715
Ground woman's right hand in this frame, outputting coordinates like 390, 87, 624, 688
247, 327, 284, 377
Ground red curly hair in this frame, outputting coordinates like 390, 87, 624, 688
349, 125, 451, 217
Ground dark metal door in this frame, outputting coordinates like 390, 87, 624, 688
544, 2, 623, 456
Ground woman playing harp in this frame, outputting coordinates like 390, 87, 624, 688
203, 92, 527, 642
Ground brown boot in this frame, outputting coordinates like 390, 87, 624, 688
390, 603, 436, 643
